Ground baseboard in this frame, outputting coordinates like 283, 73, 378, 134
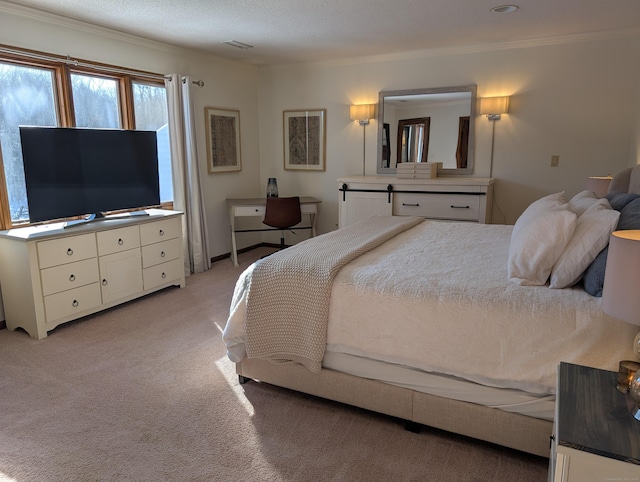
210, 243, 279, 264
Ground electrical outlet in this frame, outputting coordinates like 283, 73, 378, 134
551, 155, 560, 167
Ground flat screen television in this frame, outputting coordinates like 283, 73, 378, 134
19, 126, 161, 226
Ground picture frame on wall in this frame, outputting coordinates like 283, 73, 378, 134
283, 109, 326, 171
205, 107, 241, 173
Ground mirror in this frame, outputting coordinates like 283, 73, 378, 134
377, 85, 476, 176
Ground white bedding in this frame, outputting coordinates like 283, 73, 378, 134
224, 220, 637, 398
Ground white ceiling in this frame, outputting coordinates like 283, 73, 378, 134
4, 0, 640, 65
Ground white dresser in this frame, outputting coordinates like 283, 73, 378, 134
337, 176, 494, 228
0, 209, 185, 339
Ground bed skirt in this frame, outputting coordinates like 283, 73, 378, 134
235, 358, 552, 458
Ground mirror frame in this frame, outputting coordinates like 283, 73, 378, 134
376, 84, 477, 176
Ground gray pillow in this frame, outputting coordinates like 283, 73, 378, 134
617, 197, 640, 230
605, 192, 639, 211
582, 246, 608, 297
582, 196, 640, 296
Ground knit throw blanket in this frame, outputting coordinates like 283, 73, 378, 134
244, 215, 424, 372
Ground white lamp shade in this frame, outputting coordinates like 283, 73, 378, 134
602, 230, 640, 326
585, 176, 612, 198
479, 96, 510, 115
350, 104, 375, 121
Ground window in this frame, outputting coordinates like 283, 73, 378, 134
71, 73, 121, 129
0, 48, 171, 229
132, 81, 172, 203
0, 63, 58, 224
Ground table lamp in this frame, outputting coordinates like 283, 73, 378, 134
602, 230, 640, 419
584, 175, 612, 198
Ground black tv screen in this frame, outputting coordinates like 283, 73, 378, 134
20, 126, 161, 223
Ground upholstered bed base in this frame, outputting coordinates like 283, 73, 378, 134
236, 358, 552, 458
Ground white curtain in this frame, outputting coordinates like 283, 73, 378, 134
165, 74, 210, 275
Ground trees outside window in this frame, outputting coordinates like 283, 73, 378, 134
0, 63, 58, 223
71, 73, 121, 129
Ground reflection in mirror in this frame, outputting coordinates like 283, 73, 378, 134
377, 85, 476, 175
398, 117, 430, 164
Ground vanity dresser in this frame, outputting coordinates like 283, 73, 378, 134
338, 176, 494, 228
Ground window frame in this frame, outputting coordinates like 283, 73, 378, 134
0, 45, 171, 229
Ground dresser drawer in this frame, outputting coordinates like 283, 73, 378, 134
141, 238, 181, 269
143, 258, 183, 291
37, 233, 97, 269
393, 193, 480, 221
140, 217, 181, 245
43, 282, 102, 322
40, 258, 100, 296
96, 225, 141, 256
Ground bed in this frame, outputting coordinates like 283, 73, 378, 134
223, 166, 640, 458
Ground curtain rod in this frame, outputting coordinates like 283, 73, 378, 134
175, 77, 204, 87
0, 46, 204, 86
0, 45, 165, 82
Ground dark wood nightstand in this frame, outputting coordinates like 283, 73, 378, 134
549, 362, 640, 481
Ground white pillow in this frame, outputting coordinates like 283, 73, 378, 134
568, 190, 599, 216
508, 192, 577, 286
549, 199, 620, 289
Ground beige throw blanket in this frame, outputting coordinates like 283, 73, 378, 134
244, 215, 424, 372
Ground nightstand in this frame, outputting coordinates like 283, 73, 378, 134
549, 362, 640, 481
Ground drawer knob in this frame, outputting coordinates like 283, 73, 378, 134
402, 203, 420, 207
102, 279, 108, 286
159, 229, 165, 236
451, 205, 470, 209
118, 238, 124, 245
72, 300, 79, 307
162, 272, 167, 279
69, 274, 76, 282
161, 251, 166, 258
67, 248, 73, 256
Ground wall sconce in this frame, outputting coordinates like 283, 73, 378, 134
480, 96, 510, 178
350, 104, 376, 175
480, 96, 510, 121
350, 104, 375, 125
584, 175, 613, 198
602, 230, 640, 420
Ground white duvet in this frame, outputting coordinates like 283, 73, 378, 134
224, 220, 637, 395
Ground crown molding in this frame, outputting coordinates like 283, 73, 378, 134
2, 1, 639, 71
267, 27, 640, 69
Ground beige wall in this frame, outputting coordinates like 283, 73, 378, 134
258, 33, 640, 232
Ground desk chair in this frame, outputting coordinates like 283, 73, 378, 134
263, 196, 302, 249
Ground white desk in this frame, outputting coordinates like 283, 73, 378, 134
226, 197, 321, 266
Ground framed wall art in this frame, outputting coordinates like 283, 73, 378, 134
283, 109, 326, 171
205, 107, 241, 173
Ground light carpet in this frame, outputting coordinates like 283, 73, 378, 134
0, 247, 549, 481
